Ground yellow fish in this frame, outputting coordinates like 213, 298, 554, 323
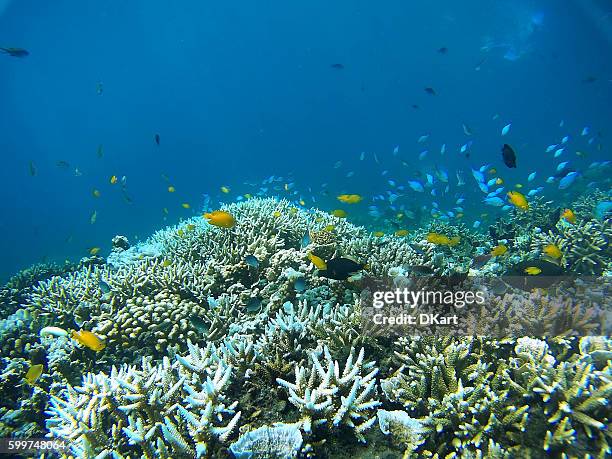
488, 168, 497, 175
289, 207, 298, 215
204, 210, 236, 228
110, 175, 118, 185
507, 191, 529, 210
167, 186, 176, 193
273, 211, 282, 218
515, 184, 523, 189
90, 210, 97, 224
524, 267, 542, 275
308, 252, 327, 270
162, 259, 172, 267
315, 217, 324, 223
323, 225, 335, 232
25, 364, 43, 385
181, 203, 191, 209
495, 178, 504, 185
92, 189, 101, 198
491, 245, 508, 257
543, 244, 562, 259
71, 329, 105, 351
186, 224, 196, 231
89, 247, 101, 255
244, 193, 252, 199
177, 229, 185, 237
331, 209, 347, 218
299, 199, 305, 206
427, 233, 460, 246
561, 209, 576, 224
396, 213, 404, 220
373, 231, 384, 237
337, 194, 363, 204
220, 186, 230, 194
456, 213, 464, 219
395, 229, 409, 237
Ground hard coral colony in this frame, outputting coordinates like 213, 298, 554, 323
0, 196, 609, 458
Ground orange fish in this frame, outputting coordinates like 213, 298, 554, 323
204, 210, 236, 228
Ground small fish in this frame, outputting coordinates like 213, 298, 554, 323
88, 247, 101, 255
1, 47, 29, 57
560, 208, 576, 224
346, 171, 354, 178
71, 329, 106, 351
24, 364, 43, 385
181, 203, 190, 209
491, 244, 508, 257
437, 47, 448, 54
359, 151, 365, 161
96, 82, 104, 95
96, 144, 104, 158
424, 87, 436, 95
203, 210, 236, 228
462, 124, 473, 136
484, 196, 505, 207
220, 186, 231, 194
162, 259, 172, 267
92, 189, 101, 198
501, 123, 511, 136
561, 135, 569, 144
581, 126, 590, 136
594, 201, 612, 221
333, 161, 342, 169
373, 231, 384, 237
426, 233, 460, 246
28, 160, 37, 176
407, 180, 425, 192
527, 172, 536, 182
331, 209, 347, 218
155, 134, 160, 145
245, 255, 259, 268
99, 280, 111, 294
418, 150, 428, 160
501, 144, 517, 168
56, 160, 70, 169
330, 63, 345, 69
294, 277, 307, 292
507, 191, 529, 210
337, 194, 362, 204
473, 220, 481, 229
545, 144, 558, 153
542, 244, 562, 260
558, 171, 579, 189
524, 266, 542, 275
472, 253, 492, 269
440, 143, 446, 154
394, 229, 409, 237
186, 224, 196, 231
553, 148, 564, 158
308, 252, 327, 270
110, 175, 118, 184
418, 134, 430, 143
318, 257, 365, 280
90, 211, 98, 224
301, 232, 311, 248
496, 178, 504, 185
167, 186, 176, 193
323, 225, 335, 232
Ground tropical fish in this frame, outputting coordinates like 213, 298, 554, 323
560, 209, 576, 224
99, 280, 111, 294
424, 87, 436, 95
330, 63, 344, 69
181, 203, 190, 209
203, 210, 236, 228
155, 134, 160, 145
337, 194, 362, 204
167, 186, 175, 193
471, 254, 492, 269
245, 255, 259, 268
501, 123, 511, 136
418, 150, 428, 160
524, 267, 542, 275
553, 148, 564, 158
501, 144, 517, 168
418, 134, 430, 143
97, 144, 104, 158
594, 201, 612, 221
558, 171, 579, 189
407, 180, 424, 192
426, 233, 460, 246
220, 186, 231, 194
331, 209, 347, 218
162, 259, 172, 267
96, 82, 104, 95
71, 329, 106, 351
545, 144, 557, 153
28, 160, 37, 176
24, 364, 43, 385
308, 252, 327, 270
394, 229, 409, 237
318, 257, 365, 280
491, 245, 508, 256
92, 189, 101, 198
462, 124, 473, 136
110, 175, 118, 184
527, 172, 536, 182
0, 47, 29, 57
542, 244, 562, 260
294, 277, 306, 292
90, 211, 97, 224
323, 225, 335, 232
507, 191, 529, 210
373, 231, 384, 237
561, 135, 569, 144
88, 246, 101, 255
556, 161, 569, 172
484, 196, 505, 207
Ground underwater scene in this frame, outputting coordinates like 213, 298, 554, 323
1, 0, 611, 457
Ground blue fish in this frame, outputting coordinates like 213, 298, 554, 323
527, 187, 544, 196
484, 196, 505, 206
440, 143, 446, 154
527, 172, 536, 182
388, 179, 396, 187
407, 180, 425, 192
501, 123, 511, 136
501, 205, 512, 211
581, 126, 590, 136
471, 168, 485, 183
419, 150, 428, 160
425, 174, 434, 186
431, 189, 437, 196
473, 220, 481, 229
479, 164, 492, 173
545, 144, 558, 153
594, 201, 612, 220
435, 166, 449, 182
545, 176, 555, 184
456, 197, 465, 205
553, 148, 564, 158
558, 171, 580, 189
556, 161, 569, 172
487, 178, 497, 187
561, 135, 569, 144
477, 181, 489, 194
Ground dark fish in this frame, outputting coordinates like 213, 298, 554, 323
294, 277, 306, 292
501, 144, 517, 168
246, 296, 262, 312
411, 104, 420, 109
96, 144, 104, 158
56, 160, 70, 169
424, 87, 436, 95
582, 76, 597, 84
471, 254, 492, 269
409, 243, 425, 255
319, 257, 364, 280
1, 47, 29, 57
330, 63, 345, 70
409, 265, 434, 275
155, 134, 160, 145
190, 314, 208, 333
245, 255, 259, 268
99, 280, 111, 294
505, 259, 567, 291
437, 47, 448, 54
28, 161, 37, 176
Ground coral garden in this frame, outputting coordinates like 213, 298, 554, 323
0, 196, 610, 458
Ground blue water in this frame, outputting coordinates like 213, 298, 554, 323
1, 0, 611, 282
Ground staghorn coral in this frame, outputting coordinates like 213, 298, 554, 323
46, 343, 241, 458
229, 423, 303, 459
276, 345, 380, 443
